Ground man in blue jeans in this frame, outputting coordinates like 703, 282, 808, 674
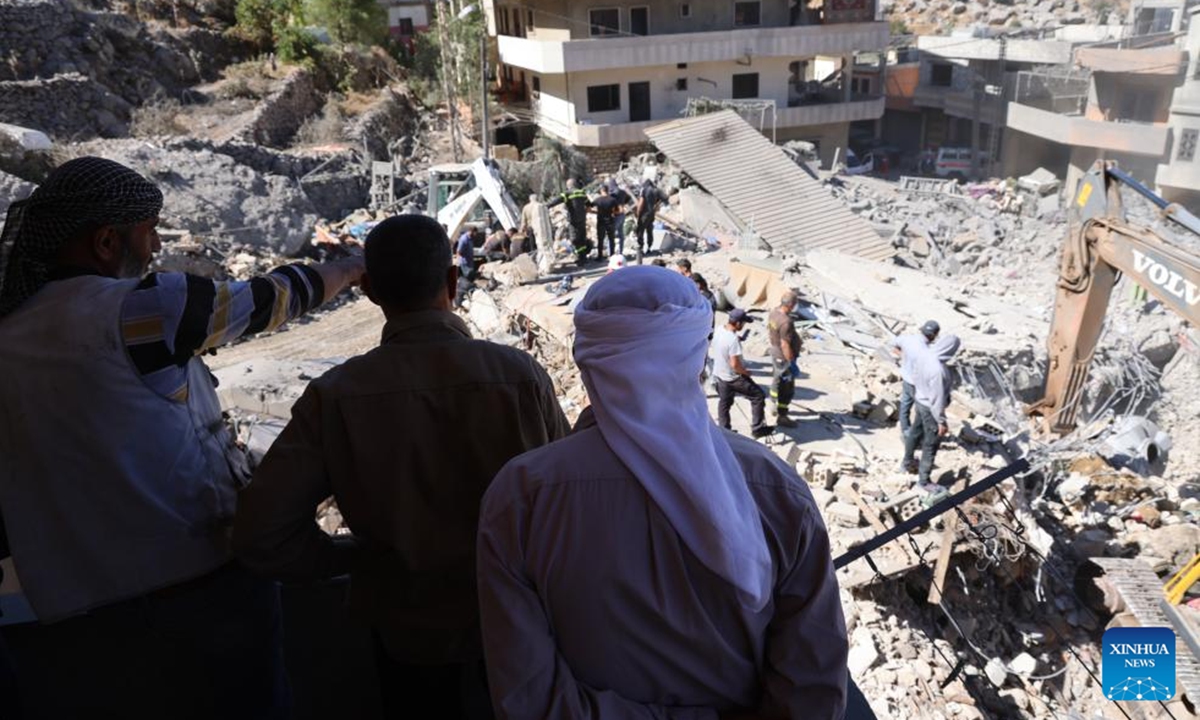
890, 319, 940, 463
901, 334, 962, 489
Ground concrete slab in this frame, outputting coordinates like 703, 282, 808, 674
804, 249, 1046, 354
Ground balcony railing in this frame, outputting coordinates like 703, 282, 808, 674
517, 97, 886, 147
496, 22, 888, 74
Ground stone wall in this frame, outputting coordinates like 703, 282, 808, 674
344, 86, 420, 162
0, 74, 132, 139
577, 142, 655, 176
238, 70, 323, 149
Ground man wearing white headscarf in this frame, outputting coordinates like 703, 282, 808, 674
476, 266, 848, 719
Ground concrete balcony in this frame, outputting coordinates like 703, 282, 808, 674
917, 36, 1073, 64
1155, 158, 1200, 191
913, 85, 1005, 124
528, 97, 886, 147
497, 22, 888, 74
1006, 101, 1170, 156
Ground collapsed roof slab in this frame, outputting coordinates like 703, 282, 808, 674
803, 249, 1047, 355
643, 111, 893, 261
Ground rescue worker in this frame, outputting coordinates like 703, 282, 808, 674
589, 184, 622, 259
634, 179, 664, 258
712, 309, 773, 438
607, 178, 631, 254
547, 179, 591, 264
902, 334, 962, 490
889, 320, 939, 442
767, 290, 802, 428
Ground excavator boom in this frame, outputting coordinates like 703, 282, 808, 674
1033, 162, 1200, 433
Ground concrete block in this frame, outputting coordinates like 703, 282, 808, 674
826, 501, 863, 528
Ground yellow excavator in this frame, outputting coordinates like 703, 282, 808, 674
1031, 161, 1200, 608
1030, 160, 1200, 434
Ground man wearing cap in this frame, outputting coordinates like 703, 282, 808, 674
889, 320, 940, 449
902, 334, 962, 489
476, 267, 847, 719
767, 290, 803, 428
0, 156, 363, 716
712, 308, 773, 438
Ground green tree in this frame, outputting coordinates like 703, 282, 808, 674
234, 0, 304, 49
306, 0, 387, 45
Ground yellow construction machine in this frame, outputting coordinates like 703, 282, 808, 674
1030, 161, 1200, 434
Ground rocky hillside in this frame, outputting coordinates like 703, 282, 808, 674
887, 0, 1130, 36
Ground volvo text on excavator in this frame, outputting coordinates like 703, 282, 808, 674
1031, 161, 1200, 433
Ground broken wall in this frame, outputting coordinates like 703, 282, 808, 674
237, 69, 322, 149
776, 120, 852, 170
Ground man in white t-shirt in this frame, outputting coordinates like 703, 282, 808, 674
712, 309, 773, 438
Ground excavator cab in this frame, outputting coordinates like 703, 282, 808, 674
1030, 161, 1200, 434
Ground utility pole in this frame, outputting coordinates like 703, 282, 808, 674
436, 1, 462, 161
480, 31, 490, 159
986, 36, 1007, 179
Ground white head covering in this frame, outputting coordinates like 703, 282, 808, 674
573, 266, 773, 611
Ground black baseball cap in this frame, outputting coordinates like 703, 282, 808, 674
729, 308, 755, 324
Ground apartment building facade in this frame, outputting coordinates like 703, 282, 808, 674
482, 0, 889, 170
379, 1, 432, 51
999, 2, 1200, 202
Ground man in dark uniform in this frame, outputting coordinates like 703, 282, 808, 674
634, 179, 664, 258
590, 184, 622, 259
767, 290, 802, 428
547, 179, 591, 264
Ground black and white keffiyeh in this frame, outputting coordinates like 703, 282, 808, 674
0, 156, 163, 318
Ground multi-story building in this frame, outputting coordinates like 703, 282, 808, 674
911, 33, 1077, 174
483, 0, 889, 170
1001, 1, 1200, 202
379, 0, 431, 52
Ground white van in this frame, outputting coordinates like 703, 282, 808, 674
934, 147, 975, 180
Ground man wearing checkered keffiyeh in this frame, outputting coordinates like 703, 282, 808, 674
0, 157, 364, 716
0, 156, 163, 318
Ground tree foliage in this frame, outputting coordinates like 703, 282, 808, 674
306, 0, 387, 45
234, 0, 303, 48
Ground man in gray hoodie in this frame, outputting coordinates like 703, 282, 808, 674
901, 334, 961, 488
889, 320, 940, 441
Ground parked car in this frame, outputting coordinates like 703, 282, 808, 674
934, 147, 976, 181
843, 148, 874, 176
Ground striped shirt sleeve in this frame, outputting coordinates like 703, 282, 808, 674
121, 265, 325, 401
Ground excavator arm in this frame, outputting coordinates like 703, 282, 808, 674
1032, 162, 1200, 433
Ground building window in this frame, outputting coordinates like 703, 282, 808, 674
589, 8, 621, 36
677, 62, 688, 69
1179, 128, 1198, 162
398, 17, 414, 35
930, 63, 953, 87
630, 6, 649, 35
532, 76, 541, 97
734, 1, 761, 26
732, 72, 759, 98
587, 84, 621, 112
680, 3, 692, 17
527, 9, 534, 27
676, 78, 688, 91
